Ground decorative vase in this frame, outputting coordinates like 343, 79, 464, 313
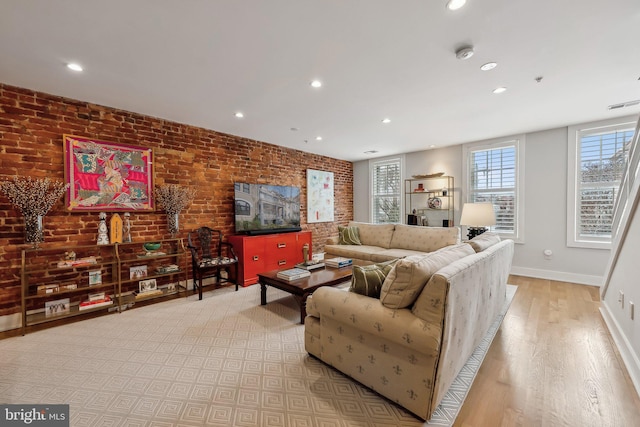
24, 213, 44, 248
167, 212, 179, 237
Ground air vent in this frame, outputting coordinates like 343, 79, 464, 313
608, 100, 640, 110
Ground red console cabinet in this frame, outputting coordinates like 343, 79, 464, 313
228, 231, 312, 286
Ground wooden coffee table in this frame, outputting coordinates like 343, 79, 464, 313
258, 267, 353, 323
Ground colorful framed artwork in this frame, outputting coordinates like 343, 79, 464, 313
307, 169, 334, 223
63, 134, 154, 211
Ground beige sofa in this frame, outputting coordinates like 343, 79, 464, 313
324, 221, 461, 265
305, 235, 514, 421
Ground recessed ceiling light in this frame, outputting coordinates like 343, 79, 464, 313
381, 118, 391, 124
429, 145, 436, 148
446, 0, 467, 11
66, 63, 83, 72
234, 112, 244, 118
315, 136, 323, 141
364, 150, 379, 154
493, 87, 507, 94
480, 62, 497, 71
310, 80, 322, 88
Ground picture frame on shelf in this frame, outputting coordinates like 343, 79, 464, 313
130, 265, 148, 279
139, 278, 157, 293
88, 270, 102, 286
45, 298, 70, 317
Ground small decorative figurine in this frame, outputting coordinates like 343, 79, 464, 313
97, 212, 110, 245
302, 243, 310, 263
123, 212, 132, 243
110, 213, 123, 243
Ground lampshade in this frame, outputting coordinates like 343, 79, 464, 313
460, 203, 496, 227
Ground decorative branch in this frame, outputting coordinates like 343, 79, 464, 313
0, 176, 69, 216
154, 184, 196, 214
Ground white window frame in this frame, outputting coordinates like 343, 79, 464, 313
567, 117, 636, 249
369, 156, 404, 224
462, 135, 525, 243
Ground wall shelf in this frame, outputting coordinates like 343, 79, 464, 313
405, 175, 454, 227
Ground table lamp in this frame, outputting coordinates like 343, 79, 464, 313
460, 202, 496, 240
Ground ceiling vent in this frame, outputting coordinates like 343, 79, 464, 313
608, 100, 640, 110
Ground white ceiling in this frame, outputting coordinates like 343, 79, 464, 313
1, 0, 639, 162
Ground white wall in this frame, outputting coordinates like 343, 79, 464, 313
353, 123, 614, 285
601, 204, 640, 394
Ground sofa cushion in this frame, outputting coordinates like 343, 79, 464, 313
349, 221, 395, 248
389, 224, 460, 253
468, 232, 501, 252
349, 259, 398, 298
338, 225, 362, 245
323, 244, 387, 262
380, 244, 475, 309
369, 248, 428, 263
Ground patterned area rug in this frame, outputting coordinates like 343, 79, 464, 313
0, 283, 516, 427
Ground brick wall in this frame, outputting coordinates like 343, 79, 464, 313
0, 83, 353, 322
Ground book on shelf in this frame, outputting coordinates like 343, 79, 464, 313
79, 294, 112, 311
59, 283, 77, 292
295, 262, 325, 271
325, 257, 353, 268
276, 268, 311, 281
37, 284, 59, 295
156, 264, 180, 274
134, 289, 164, 299
57, 256, 97, 268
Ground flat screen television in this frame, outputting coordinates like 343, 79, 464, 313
234, 182, 302, 235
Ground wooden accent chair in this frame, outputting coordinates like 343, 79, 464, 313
187, 227, 238, 300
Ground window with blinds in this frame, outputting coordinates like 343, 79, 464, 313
577, 127, 633, 240
468, 144, 517, 235
371, 158, 401, 224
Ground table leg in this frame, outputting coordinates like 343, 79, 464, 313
260, 282, 267, 305
294, 293, 310, 324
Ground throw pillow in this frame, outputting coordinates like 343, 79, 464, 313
349, 259, 398, 298
380, 244, 475, 309
468, 232, 501, 252
338, 225, 362, 245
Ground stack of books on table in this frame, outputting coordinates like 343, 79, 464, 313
325, 257, 353, 268
277, 268, 311, 281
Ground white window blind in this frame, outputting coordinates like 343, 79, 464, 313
577, 127, 633, 241
467, 141, 520, 237
371, 158, 401, 224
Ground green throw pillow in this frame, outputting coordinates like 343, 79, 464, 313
338, 225, 362, 245
349, 259, 398, 298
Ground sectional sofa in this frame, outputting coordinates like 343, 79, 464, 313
306, 226, 514, 420
323, 221, 461, 264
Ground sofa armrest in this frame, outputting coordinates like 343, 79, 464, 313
309, 286, 442, 356
326, 236, 339, 245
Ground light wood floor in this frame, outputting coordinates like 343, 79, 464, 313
454, 275, 640, 427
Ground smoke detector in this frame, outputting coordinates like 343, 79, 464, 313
455, 46, 474, 60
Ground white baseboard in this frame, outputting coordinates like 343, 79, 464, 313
600, 301, 640, 397
510, 266, 602, 287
